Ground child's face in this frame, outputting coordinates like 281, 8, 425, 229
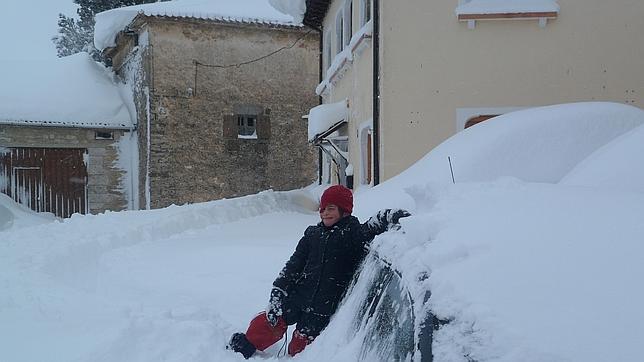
320, 204, 343, 227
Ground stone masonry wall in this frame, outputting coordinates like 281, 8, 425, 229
0, 125, 130, 214
114, 18, 319, 208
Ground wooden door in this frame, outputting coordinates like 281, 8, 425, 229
0, 148, 88, 218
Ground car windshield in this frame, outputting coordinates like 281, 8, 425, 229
341, 254, 416, 361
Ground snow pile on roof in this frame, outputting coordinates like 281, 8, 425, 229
269, 0, 306, 23
0, 194, 56, 231
560, 122, 644, 193
95, 0, 299, 51
0, 52, 133, 129
456, 0, 560, 15
307, 99, 349, 141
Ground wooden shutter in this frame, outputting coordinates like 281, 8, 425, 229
256, 114, 271, 140
0, 147, 87, 218
223, 114, 237, 139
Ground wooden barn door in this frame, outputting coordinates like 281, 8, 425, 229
0, 148, 88, 218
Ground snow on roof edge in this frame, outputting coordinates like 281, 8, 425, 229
95, 1, 301, 51
0, 118, 134, 130
455, 0, 560, 15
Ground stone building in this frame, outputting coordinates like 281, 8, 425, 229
96, 1, 319, 209
0, 53, 136, 218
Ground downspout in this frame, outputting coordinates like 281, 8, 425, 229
372, 0, 381, 185
304, 20, 324, 185
318, 27, 324, 184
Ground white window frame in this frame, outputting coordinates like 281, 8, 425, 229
323, 29, 332, 74
335, 7, 344, 55
344, 0, 353, 47
360, 0, 371, 27
359, 120, 373, 185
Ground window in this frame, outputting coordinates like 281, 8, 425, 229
223, 106, 269, 145
95, 131, 114, 140
344, 0, 354, 47
237, 115, 257, 138
324, 30, 332, 73
464, 114, 498, 129
360, 0, 371, 27
335, 8, 344, 55
354, 256, 415, 361
360, 126, 373, 185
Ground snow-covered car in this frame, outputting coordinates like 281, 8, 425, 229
322, 102, 644, 362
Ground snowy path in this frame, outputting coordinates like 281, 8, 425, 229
1, 191, 319, 362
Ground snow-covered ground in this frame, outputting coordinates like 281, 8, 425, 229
2, 102, 644, 362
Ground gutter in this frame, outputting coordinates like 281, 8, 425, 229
303, 18, 325, 184
372, 0, 381, 185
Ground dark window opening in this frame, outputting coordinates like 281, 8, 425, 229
464, 114, 499, 129
237, 115, 257, 138
95, 131, 114, 140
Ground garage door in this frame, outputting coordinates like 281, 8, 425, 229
0, 148, 88, 218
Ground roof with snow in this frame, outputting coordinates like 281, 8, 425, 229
0, 53, 133, 130
95, 0, 301, 51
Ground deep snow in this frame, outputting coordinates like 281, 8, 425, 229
2, 102, 644, 362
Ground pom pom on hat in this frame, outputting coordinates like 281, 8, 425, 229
320, 185, 353, 214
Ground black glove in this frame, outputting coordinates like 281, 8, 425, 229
387, 209, 411, 226
266, 287, 287, 326
370, 209, 411, 231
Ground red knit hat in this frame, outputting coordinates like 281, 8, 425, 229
320, 185, 353, 214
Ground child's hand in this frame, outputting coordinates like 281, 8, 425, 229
369, 209, 411, 231
266, 287, 287, 326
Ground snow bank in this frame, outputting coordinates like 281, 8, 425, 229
0, 193, 56, 231
456, 0, 560, 15
0, 189, 319, 362
0, 52, 132, 128
307, 99, 348, 141
375, 180, 644, 362
560, 123, 644, 193
95, 0, 299, 51
389, 102, 644, 186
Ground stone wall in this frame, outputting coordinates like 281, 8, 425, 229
111, 17, 319, 209
0, 125, 131, 213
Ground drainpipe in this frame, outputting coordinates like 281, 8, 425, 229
372, 0, 381, 185
304, 20, 324, 184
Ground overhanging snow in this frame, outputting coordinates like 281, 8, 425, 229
0, 52, 133, 129
307, 99, 349, 141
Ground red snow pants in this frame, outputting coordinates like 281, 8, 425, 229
245, 312, 313, 356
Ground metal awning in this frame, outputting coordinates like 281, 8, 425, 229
307, 99, 349, 142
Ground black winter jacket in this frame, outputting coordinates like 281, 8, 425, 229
273, 215, 387, 316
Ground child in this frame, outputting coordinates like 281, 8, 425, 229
228, 185, 410, 359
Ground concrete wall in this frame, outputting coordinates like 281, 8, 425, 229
111, 17, 319, 208
0, 125, 130, 213
379, 0, 644, 180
